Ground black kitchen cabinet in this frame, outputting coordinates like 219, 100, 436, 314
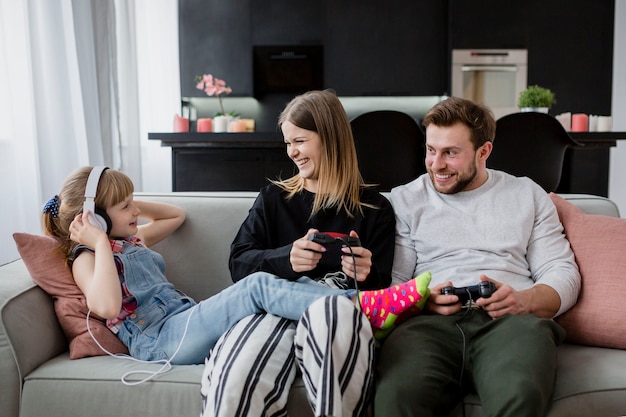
148, 132, 295, 191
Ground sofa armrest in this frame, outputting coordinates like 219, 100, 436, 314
0, 259, 67, 417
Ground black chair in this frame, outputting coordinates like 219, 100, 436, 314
350, 110, 426, 191
489, 112, 583, 192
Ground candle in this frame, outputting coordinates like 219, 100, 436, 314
197, 118, 213, 132
173, 114, 189, 132
597, 116, 612, 132
571, 114, 588, 132
588, 115, 599, 132
229, 119, 247, 133
555, 112, 571, 131
241, 118, 255, 132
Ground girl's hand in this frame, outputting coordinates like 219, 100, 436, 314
340, 231, 372, 282
70, 210, 122, 319
134, 200, 185, 247
69, 211, 109, 248
290, 229, 324, 272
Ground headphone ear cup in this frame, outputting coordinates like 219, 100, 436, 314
93, 207, 112, 234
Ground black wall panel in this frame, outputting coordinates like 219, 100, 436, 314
448, 0, 615, 115
179, 0, 614, 117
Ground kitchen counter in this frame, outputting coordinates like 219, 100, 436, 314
148, 132, 290, 191
148, 132, 283, 148
149, 131, 626, 195
569, 131, 626, 148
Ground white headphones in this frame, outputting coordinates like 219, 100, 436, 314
83, 166, 112, 234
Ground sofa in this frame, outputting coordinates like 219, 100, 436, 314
1, 191, 626, 417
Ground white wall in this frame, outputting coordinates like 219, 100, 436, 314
609, 0, 626, 217
134, 0, 179, 193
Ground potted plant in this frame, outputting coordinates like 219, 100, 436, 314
518, 85, 556, 113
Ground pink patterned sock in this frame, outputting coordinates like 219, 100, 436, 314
359, 272, 431, 331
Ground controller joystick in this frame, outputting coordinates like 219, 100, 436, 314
307, 232, 361, 247
441, 281, 496, 304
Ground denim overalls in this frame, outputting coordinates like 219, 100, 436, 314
113, 242, 197, 363
111, 241, 356, 365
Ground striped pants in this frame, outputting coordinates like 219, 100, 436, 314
200, 295, 375, 417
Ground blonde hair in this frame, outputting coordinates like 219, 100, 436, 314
42, 166, 134, 262
274, 89, 369, 217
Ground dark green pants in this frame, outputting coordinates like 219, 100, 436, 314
374, 310, 565, 417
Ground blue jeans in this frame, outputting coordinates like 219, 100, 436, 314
118, 270, 355, 365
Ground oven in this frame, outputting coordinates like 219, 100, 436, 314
451, 49, 527, 119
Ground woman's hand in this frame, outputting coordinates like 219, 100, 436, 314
290, 229, 324, 273
340, 231, 372, 282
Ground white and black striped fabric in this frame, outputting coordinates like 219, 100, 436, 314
201, 296, 374, 417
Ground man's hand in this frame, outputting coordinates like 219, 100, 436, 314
428, 275, 560, 319
476, 275, 560, 318
426, 281, 464, 316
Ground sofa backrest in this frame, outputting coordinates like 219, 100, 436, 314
136, 192, 258, 301
135, 191, 620, 302
555, 193, 620, 217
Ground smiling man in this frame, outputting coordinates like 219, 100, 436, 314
375, 96, 581, 417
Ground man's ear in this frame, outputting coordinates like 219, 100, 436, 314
479, 141, 493, 161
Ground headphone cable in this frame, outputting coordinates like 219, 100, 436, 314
337, 236, 360, 310
86, 304, 198, 386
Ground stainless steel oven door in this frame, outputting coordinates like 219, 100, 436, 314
452, 49, 527, 119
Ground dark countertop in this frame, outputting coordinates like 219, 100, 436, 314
569, 131, 626, 148
148, 132, 283, 148
149, 131, 626, 149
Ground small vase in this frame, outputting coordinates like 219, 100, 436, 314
213, 115, 228, 132
520, 107, 549, 114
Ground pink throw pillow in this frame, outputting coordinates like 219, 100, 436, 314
549, 194, 626, 349
13, 233, 128, 359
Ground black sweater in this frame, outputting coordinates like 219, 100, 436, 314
229, 184, 395, 290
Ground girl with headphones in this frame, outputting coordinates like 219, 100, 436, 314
41, 166, 430, 366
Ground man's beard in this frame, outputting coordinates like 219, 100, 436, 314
429, 165, 477, 194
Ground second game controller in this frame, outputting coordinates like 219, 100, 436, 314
441, 281, 496, 305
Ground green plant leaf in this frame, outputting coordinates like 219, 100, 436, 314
518, 85, 556, 108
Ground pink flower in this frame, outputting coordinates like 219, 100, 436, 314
195, 73, 233, 116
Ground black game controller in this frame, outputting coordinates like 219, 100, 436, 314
307, 232, 361, 247
441, 281, 497, 304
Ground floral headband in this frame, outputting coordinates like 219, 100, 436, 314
43, 195, 60, 218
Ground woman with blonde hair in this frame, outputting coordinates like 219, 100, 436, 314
200, 90, 422, 417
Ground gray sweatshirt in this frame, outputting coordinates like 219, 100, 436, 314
389, 169, 581, 317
